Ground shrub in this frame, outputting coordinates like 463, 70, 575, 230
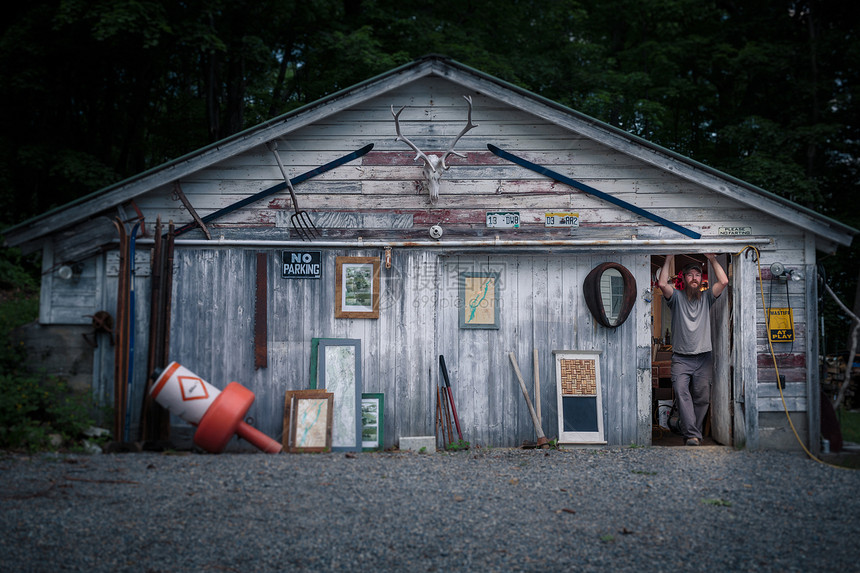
0, 370, 101, 452
0, 246, 101, 452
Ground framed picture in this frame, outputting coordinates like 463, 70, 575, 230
335, 256, 380, 319
316, 338, 363, 452
459, 271, 500, 329
553, 350, 606, 445
361, 393, 384, 451
283, 390, 333, 453
308, 337, 340, 388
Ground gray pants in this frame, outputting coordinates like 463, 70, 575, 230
671, 352, 712, 440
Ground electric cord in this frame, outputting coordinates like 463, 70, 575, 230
735, 245, 854, 470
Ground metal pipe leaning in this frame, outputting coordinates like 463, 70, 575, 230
509, 352, 549, 448
439, 355, 463, 442
533, 349, 542, 424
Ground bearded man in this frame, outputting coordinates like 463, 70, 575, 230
657, 254, 729, 446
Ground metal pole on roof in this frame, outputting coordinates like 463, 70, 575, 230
132, 237, 772, 250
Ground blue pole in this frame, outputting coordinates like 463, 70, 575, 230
124, 222, 140, 442
487, 144, 701, 239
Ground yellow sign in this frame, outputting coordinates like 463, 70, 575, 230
768, 308, 795, 342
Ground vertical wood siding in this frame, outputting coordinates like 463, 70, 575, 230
733, 251, 759, 448
146, 248, 649, 449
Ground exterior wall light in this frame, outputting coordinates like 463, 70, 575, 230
770, 262, 804, 282
57, 262, 83, 280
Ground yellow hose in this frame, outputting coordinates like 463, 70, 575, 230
735, 245, 853, 470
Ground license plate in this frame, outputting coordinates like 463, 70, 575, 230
545, 212, 580, 227
486, 212, 520, 228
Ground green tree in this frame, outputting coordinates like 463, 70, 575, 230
1, 0, 857, 348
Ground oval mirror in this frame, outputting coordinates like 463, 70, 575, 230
583, 262, 637, 328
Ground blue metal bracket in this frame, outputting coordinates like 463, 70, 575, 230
487, 144, 701, 239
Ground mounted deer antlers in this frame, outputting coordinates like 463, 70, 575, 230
391, 95, 478, 203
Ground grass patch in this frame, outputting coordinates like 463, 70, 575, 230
824, 455, 860, 469
838, 409, 860, 443
702, 498, 732, 507
444, 439, 470, 452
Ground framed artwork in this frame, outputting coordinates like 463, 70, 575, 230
335, 256, 380, 319
283, 390, 333, 453
553, 350, 606, 444
459, 272, 500, 329
308, 337, 340, 388
316, 338, 363, 452
361, 393, 384, 451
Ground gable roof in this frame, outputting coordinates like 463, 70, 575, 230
4, 55, 856, 252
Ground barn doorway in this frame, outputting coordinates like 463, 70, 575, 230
650, 254, 732, 447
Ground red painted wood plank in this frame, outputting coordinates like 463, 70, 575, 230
757, 352, 806, 368
361, 151, 506, 166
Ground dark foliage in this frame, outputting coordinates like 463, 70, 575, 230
1, 0, 857, 348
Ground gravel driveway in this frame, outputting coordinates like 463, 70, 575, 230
1, 446, 859, 572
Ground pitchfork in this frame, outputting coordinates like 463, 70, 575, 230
267, 141, 320, 241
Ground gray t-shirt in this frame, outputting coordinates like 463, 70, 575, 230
666, 288, 719, 355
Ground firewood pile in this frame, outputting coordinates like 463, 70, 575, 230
823, 355, 859, 409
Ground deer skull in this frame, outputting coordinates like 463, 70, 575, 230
391, 95, 478, 203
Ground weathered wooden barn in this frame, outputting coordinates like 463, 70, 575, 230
5, 56, 856, 452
